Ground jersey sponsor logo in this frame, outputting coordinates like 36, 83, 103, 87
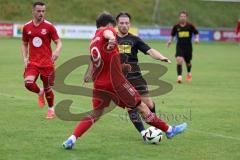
178, 31, 190, 38
118, 44, 131, 54
41, 28, 47, 35
32, 37, 42, 47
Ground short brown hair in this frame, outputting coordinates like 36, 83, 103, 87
180, 11, 188, 16
32, 1, 45, 8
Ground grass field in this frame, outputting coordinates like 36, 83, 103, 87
0, 37, 240, 160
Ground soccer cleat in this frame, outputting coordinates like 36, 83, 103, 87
186, 73, 192, 82
166, 123, 187, 139
46, 109, 55, 119
177, 76, 182, 83
38, 89, 45, 108
63, 139, 74, 150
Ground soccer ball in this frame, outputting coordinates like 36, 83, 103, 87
145, 126, 163, 144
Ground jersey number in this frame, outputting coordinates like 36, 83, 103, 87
90, 46, 102, 68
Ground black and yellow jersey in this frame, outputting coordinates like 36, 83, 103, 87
171, 22, 198, 46
117, 33, 151, 64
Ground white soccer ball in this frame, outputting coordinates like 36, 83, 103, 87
145, 126, 163, 144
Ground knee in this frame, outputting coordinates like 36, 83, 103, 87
137, 102, 150, 116
186, 62, 191, 66
176, 57, 184, 64
24, 80, 34, 90
146, 100, 154, 109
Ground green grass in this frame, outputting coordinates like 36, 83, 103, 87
0, 37, 240, 160
0, 0, 240, 27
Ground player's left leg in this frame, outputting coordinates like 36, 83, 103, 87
141, 95, 155, 113
40, 66, 55, 119
185, 61, 192, 82
127, 108, 146, 140
184, 50, 193, 82
127, 79, 155, 140
41, 75, 54, 119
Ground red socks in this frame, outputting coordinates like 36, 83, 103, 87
73, 116, 95, 138
144, 112, 169, 132
45, 89, 54, 107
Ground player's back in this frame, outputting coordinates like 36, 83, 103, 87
90, 27, 124, 88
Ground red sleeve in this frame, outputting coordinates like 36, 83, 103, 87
50, 25, 59, 41
236, 21, 240, 34
22, 26, 29, 42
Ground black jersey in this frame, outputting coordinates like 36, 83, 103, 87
117, 33, 151, 79
171, 22, 198, 46
117, 33, 151, 95
117, 33, 151, 63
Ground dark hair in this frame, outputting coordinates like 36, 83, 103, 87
32, 1, 45, 8
116, 12, 131, 21
96, 12, 116, 28
180, 11, 188, 16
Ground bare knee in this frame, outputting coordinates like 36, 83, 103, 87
136, 102, 150, 117
141, 96, 154, 109
176, 57, 184, 64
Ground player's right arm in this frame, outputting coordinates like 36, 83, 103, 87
167, 25, 177, 47
167, 36, 174, 48
21, 26, 29, 68
21, 42, 29, 68
83, 60, 93, 83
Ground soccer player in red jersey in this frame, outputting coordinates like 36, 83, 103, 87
63, 12, 187, 149
235, 18, 240, 42
21, 2, 62, 119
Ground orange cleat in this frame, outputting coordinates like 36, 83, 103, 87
177, 76, 182, 83
186, 73, 192, 82
46, 109, 55, 119
38, 89, 45, 108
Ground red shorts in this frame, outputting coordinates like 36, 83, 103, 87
24, 63, 55, 86
92, 80, 141, 110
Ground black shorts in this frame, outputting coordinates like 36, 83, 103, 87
127, 74, 149, 96
175, 44, 193, 63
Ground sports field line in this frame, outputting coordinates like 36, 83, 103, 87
188, 129, 240, 141
1, 91, 240, 142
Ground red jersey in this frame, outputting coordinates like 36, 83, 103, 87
90, 27, 125, 89
236, 20, 240, 34
22, 19, 59, 67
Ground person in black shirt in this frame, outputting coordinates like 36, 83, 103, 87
116, 12, 171, 140
167, 11, 199, 83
